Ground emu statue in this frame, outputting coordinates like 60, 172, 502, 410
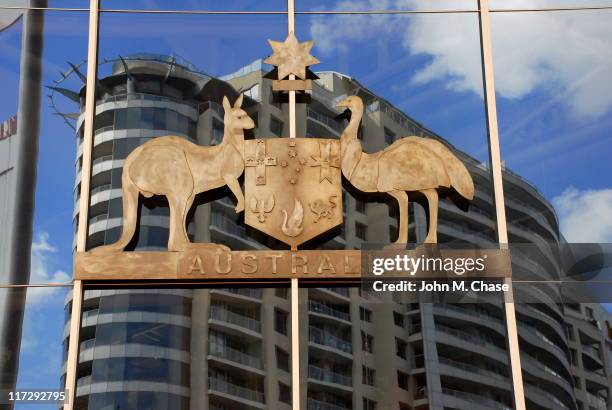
336, 96, 474, 244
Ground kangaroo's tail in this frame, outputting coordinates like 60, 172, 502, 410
91, 170, 140, 253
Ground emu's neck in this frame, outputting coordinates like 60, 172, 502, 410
340, 108, 364, 178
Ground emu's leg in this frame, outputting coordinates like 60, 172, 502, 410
388, 190, 409, 243
168, 195, 190, 252
224, 176, 245, 213
421, 189, 439, 244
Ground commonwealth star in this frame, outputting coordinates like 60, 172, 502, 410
264, 32, 320, 80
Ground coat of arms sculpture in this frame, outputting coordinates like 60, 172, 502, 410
80, 33, 478, 279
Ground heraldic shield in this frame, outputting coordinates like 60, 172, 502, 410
244, 138, 343, 249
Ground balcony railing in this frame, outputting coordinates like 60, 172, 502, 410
308, 365, 352, 386
76, 375, 92, 388
306, 107, 344, 133
90, 184, 112, 197
308, 301, 350, 321
208, 377, 264, 403
586, 392, 607, 410
92, 155, 113, 166
307, 398, 350, 410
582, 345, 602, 360
442, 388, 511, 410
439, 357, 507, 381
217, 288, 262, 299
309, 326, 351, 353
326, 287, 349, 298
80, 338, 96, 351
209, 343, 262, 370
525, 385, 570, 410
209, 306, 261, 333
436, 324, 503, 351
82, 309, 99, 319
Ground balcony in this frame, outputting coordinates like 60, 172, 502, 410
76, 375, 92, 388
308, 300, 350, 322
81, 309, 99, 320
208, 377, 264, 404
308, 365, 352, 387
439, 357, 507, 382
442, 388, 511, 410
90, 183, 112, 197
309, 326, 352, 354
307, 398, 350, 410
80, 338, 96, 351
209, 306, 261, 333
586, 392, 607, 410
582, 345, 602, 361
209, 343, 262, 370
217, 288, 262, 299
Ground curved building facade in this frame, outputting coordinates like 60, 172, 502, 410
58, 56, 610, 410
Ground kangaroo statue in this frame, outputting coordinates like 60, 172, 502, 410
93, 94, 253, 253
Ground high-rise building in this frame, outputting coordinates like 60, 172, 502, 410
58, 55, 611, 410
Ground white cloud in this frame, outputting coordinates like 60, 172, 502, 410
553, 187, 612, 242
309, 0, 612, 119
28, 232, 71, 304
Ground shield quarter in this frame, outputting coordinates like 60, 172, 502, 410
244, 138, 343, 249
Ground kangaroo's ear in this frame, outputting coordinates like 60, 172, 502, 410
222, 96, 231, 113
234, 93, 244, 109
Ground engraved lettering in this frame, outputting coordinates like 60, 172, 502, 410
266, 253, 283, 274
292, 254, 308, 274
215, 252, 232, 275
317, 256, 336, 274
241, 254, 258, 274
188, 256, 205, 274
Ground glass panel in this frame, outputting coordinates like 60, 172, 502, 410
300, 287, 518, 409
297, 0, 477, 12
77, 12, 287, 250
297, 12, 496, 247
0, 286, 72, 409
490, 0, 612, 10
295, 10, 519, 410
100, 0, 285, 12
75, 286, 292, 410
0, 1, 89, 9
491, 9, 612, 410
0, 9, 88, 282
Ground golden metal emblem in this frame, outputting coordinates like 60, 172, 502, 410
244, 138, 342, 249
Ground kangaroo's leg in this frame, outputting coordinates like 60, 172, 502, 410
421, 189, 439, 244
388, 190, 409, 244
224, 176, 245, 213
92, 173, 140, 253
180, 193, 196, 245
167, 195, 191, 252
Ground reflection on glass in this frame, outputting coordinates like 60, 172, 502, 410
297, 13, 496, 246
73, 287, 291, 409
296, 0, 477, 12
0, 286, 71, 408
489, 0, 612, 9
99, 0, 285, 12
491, 10, 612, 410
300, 288, 520, 409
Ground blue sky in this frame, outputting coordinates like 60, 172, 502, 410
0, 3, 611, 400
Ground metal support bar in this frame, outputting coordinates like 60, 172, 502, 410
478, 1, 526, 409
286, 2, 301, 409
64, 0, 100, 408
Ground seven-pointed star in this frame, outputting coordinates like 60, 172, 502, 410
264, 32, 320, 80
